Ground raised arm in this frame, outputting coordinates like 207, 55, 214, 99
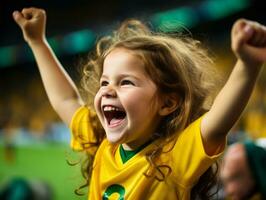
201, 19, 266, 154
13, 7, 82, 125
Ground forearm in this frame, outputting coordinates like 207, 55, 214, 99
204, 59, 262, 140
215, 60, 260, 125
30, 39, 82, 124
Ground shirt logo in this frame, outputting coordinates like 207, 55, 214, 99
103, 184, 125, 200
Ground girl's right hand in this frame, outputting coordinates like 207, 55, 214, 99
13, 7, 46, 46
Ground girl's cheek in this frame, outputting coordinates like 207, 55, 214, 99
94, 92, 101, 110
94, 94, 103, 122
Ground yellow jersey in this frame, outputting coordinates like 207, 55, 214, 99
70, 106, 223, 199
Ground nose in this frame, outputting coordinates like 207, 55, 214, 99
102, 86, 117, 98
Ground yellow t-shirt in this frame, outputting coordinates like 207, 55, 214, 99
70, 106, 223, 199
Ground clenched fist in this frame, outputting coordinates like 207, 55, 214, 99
231, 19, 266, 67
13, 7, 47, 46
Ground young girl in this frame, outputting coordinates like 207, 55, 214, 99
13, 7, 266, 199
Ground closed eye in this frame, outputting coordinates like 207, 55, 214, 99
121, 79, 135, 86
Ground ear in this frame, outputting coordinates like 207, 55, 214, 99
159, 94, 179, 116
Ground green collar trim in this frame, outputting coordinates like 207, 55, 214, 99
119, 140, 152, 164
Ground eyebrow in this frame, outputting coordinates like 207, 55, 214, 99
100, 73, 142, 81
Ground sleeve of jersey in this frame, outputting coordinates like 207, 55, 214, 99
69, 106, 98, 153
170, 115, 225, 188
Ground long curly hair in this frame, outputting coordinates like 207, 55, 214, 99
76, 19, 221, 199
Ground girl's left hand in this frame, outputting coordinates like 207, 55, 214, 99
231, 19, 266, 67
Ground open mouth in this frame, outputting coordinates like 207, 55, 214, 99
103, 105, 126, 127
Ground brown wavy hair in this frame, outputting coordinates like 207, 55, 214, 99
76, 19, 221, 199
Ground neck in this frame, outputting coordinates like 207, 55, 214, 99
122, 137, 153, 150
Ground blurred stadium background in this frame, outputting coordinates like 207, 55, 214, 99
0, 0, 266, 199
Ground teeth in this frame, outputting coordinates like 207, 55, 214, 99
103, 106, 121, 111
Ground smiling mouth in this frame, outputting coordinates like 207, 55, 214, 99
103, 105, 126, 127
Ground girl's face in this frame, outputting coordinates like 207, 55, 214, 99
94, 48, 163, 150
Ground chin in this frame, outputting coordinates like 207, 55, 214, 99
104, 124, 129, 144
106, 133, 127, 145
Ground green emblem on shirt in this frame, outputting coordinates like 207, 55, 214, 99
103, 184, 125, 200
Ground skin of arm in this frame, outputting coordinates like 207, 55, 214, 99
201, 19, 266, 155
13, 7, 82, 125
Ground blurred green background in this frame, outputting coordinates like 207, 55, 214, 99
0, 143, 85, 200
